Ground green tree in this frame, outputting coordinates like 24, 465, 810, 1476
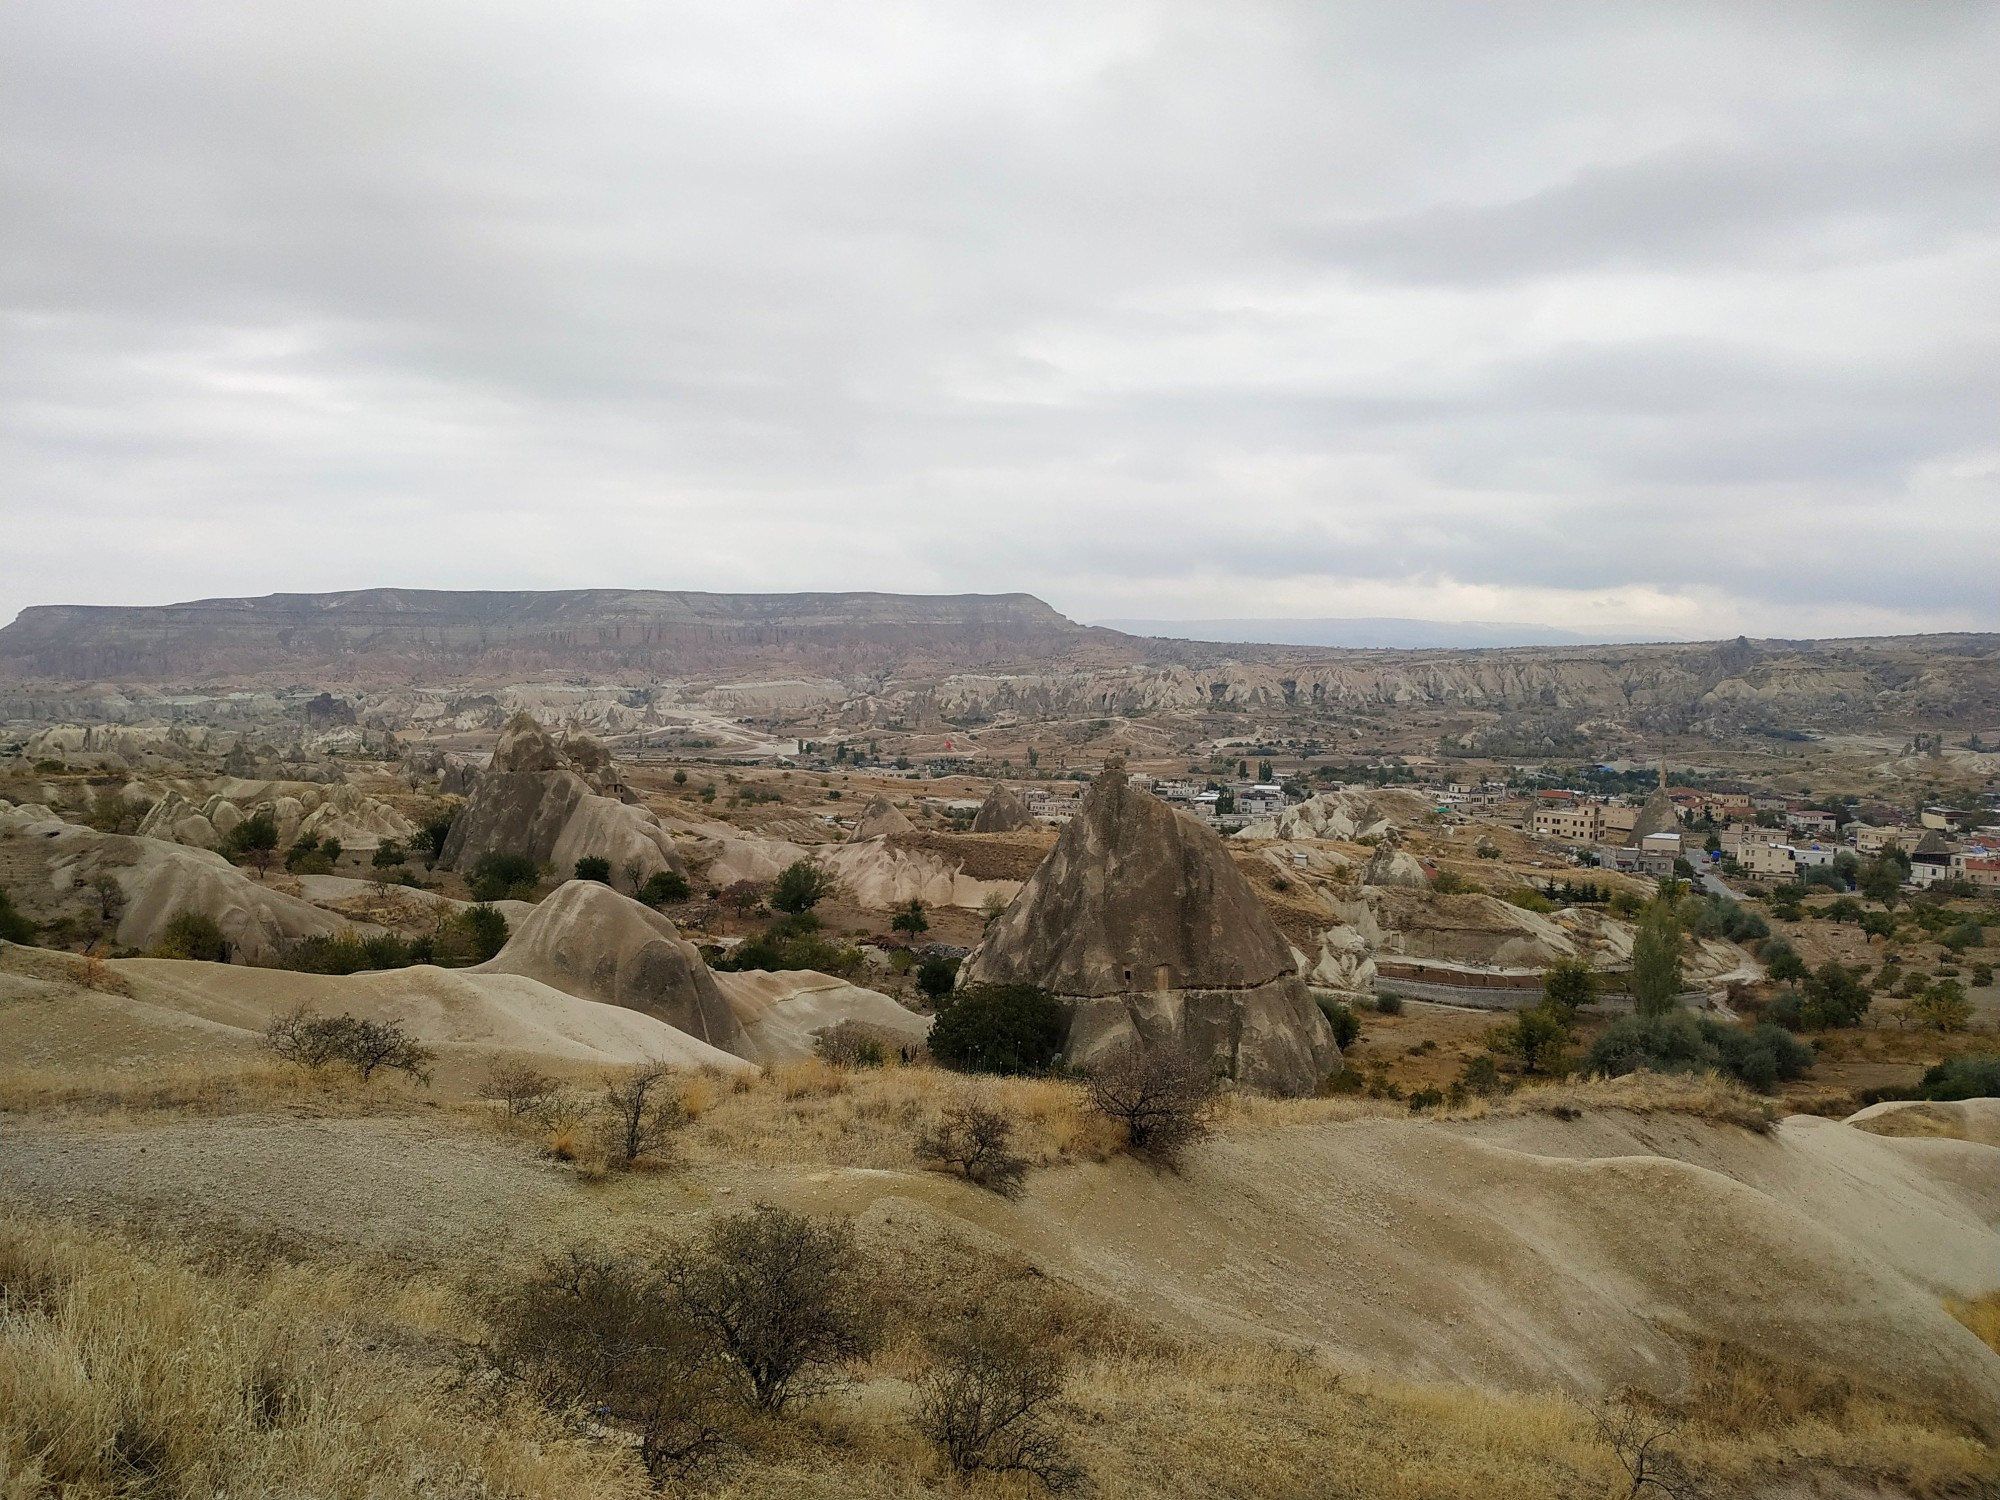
1800, 963, 1870, 1030
223, 810, 280, 878
1907, 979, 1971, 1032
373, 840, 409, 870
1541, 957, 1598, 1017
573, 856, 612, 884
1487, 1002, 1572, 1074
411, 809, 457, 868
928, 983, 1067, 1074
1257, 759, 1273, 782
0, 886, 35, 944
770, 859, 837, 914
891, 898, 929, 937
1760, 937, 1807, 984
916, 954, 960, 1000
1630, 901, 1685, 1017
672, 768, 688, 785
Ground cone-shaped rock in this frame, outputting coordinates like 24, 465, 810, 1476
1629, 786, 1679, 843
442, 714, 686, 881
477, 879, 744, 1051
960, 764, 1339, 1095
1361, 837, 1430, 890
971, 783, 1035, 833
849, 795, 915, 841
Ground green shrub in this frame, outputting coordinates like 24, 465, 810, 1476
1691, 892, 1767, 942
1917, 1056, 2000, 1101
1584, 1012, 1812, 1092
1972, 962, 1994, 988
573, 856, 612, 884
928, 983, 1067, 1075
1941, 921, 1985, 954
221, 810, 279, 872
153, 910, 230, 963
1486, 1002, 1572, 1075
0, 885, 35, 945
264, 1007, 435, 1082
713, 913, 862, 978
1431, 870, 1482, 896
638, 869, 692, 906
469, 852, 541, 902
1504, 888, 1555, 914
1315, 995, 1361, 1048
284, 836, 334, 875
916, 954, 960, 1001
891, 899, 929, 936
373, 840, 409, 870
453, 903, 511, 963
1374, 991, 1404, 1016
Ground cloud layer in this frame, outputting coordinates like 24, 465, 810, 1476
3, 0, 1996, 641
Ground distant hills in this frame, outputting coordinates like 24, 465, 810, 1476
1093, 617, 1677, 650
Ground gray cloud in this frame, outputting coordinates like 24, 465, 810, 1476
1, 0, 1997, 643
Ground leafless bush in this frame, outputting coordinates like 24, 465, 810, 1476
477, 1060, 560, 1122
486, 1246, 735, 1483
664, 1206, 881, 1413
916, 1097, 1029, 1197
262, 1006, 435, 1083
1085, 1041, 1218, 1167
1596, 1396, 1706, 1498
600, 1061, 684, 1167
913, 1303, 1083, 1490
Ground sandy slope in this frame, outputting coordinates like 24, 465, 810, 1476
1, 955, 751, 1077
711, 968, 932, 1064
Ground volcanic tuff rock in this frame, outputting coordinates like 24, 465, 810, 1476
848, 795, 915, 841
961, 764, 1339, 1095
1362, 835, 1431, 890
475, 879, 742, 1050
440, 715, 685, 881
970, 783, 1035, 833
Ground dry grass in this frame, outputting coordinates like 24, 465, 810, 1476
1465, 1070, 1781, 1133
0, 1216, 642, 1500
1, 1183, 1992, 1499
0, 1057, 436, 1122
685, 1061, 1124, 1171
1949, 1291, 2000, 1355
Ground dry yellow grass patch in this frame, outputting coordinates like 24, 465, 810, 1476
1466, 1069, 1780, 1132
0, 1216, 641, 1500
0, 1057, 438, 1122
1949, 1291, 2000, 1355
686, 1062, 1122, 1171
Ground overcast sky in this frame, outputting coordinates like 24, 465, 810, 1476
3, 1, 1997, 642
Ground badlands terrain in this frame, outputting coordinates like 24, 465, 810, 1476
1, 588, 1997, 1498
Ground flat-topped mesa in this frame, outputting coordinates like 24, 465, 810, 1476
960, 762, 1340, 1095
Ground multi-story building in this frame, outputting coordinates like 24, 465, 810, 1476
1739, 841, 1800, 877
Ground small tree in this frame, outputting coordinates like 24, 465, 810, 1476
478, 1060, 560, 1121
1908, 978, 1972, 1032
373, 840, 408, 871
1800, 962, 1870, 1029
1541, 957, 1598, 1017
891, 898, 929, 937
980, 890, 1009, 928
469, 852, 541, 902
224, 810, 280, 878
770, 859, 838, 914
1086, 1042, 1217, 1167
411, 808, 458, 869
665, 1207, 881, 1413
1630, 901, 1685, 1017
573, 856, 612, 885
917, 1098, 1029, 1196
913, 1307, 1082, 1490
601, 1061, 683, 1166
672, 768, 688, 786
1761, 937, 1808, 984
1487, 1002, 1572, 1075
341, 1016, 437, 1082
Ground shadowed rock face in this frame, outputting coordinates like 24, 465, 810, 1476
970, 783, 1035, 833
962, 765, 1339, 1095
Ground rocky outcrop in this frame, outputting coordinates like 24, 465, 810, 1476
1234, 790, 1405, 843
1362, 835, 1431, 890
848, 796, 915, 841
961, 764, 1339, 1095
440, 716, 685, 881
709, 969, 931, 1065
476, 879, 743, 1051
970, 783, 1035, 833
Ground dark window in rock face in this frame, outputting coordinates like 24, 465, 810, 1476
1123, 967, 1132, 986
